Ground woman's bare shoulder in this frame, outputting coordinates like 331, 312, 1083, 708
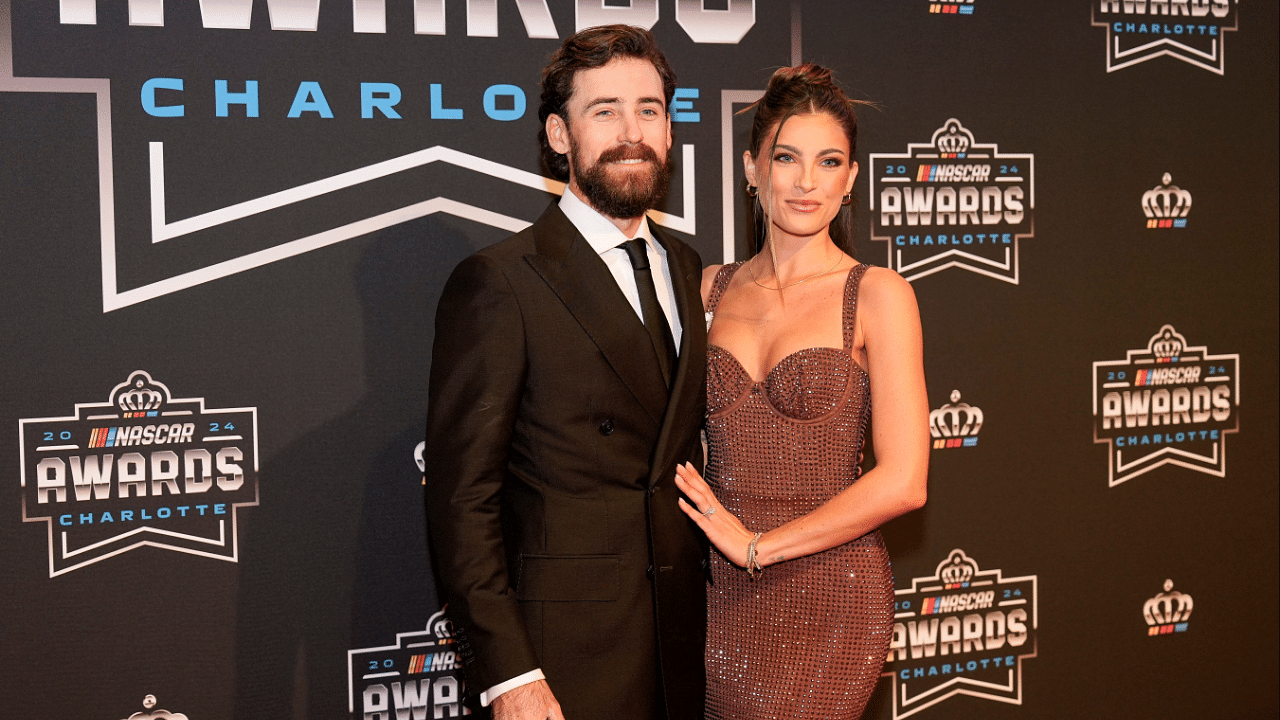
857, 266, 921, 335
858, 265, 916, 306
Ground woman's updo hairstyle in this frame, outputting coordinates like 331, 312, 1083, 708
746, 63, 865, 255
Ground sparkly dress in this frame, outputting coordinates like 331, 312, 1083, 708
703, 262, 894, 720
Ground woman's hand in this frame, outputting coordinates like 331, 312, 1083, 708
674, 462, 757, 567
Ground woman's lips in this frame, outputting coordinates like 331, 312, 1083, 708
786, 200, 821, 213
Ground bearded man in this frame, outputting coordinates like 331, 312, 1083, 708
423, 25, 707, 720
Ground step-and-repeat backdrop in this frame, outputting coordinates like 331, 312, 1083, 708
2, 2, 1276, 718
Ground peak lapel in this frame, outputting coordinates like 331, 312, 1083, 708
647, 224, 708, 487
523, 205, 669, 426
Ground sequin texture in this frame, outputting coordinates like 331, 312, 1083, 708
704, 262, 894, 720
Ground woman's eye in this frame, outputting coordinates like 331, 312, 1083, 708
773, 154, 794, 163
822, 158, 842, 167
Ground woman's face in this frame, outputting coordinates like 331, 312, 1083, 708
744, 112, 858, 243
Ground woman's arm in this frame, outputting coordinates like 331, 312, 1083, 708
676, 267, 929, 568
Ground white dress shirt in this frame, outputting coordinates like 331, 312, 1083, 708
479, 189, 682, 707
557, 187, 683, 351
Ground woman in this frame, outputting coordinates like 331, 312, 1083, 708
673, 64, 930, 719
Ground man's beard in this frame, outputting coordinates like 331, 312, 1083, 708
571, 138, 674, 220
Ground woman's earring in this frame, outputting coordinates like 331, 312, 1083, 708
746, 185, 758, 197
841, 192, 852, 206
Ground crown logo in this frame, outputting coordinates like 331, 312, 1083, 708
431, 608, 455, 639
1142, 173, 1192, 219
1147, 325, 1186, 359
930, 118, 975, 154
111, 371, 170, 413
1144, 579, 1193, 626
122, 695, 189, 720
929, 390, 983, 438
936, 549, 979, 585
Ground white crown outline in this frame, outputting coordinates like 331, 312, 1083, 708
121, 694, 190, 720
1143, 579, 1193, 625
1142, 173, 1192, 219
930, 118, 975, 154
935, 548, 980, 584
929, 389, 984, 439
1146, 324, 1187, 358
111, 370, 171, 412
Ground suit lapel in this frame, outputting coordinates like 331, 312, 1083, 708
524, 205, 669, 426
646, 223, 707, 487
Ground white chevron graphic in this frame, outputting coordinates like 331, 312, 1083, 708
1, 2, 695, 312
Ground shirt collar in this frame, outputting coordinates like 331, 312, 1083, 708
559, 186, 658, 256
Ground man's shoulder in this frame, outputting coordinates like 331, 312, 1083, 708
469, 226, 539, 264
652, 224, 703, 267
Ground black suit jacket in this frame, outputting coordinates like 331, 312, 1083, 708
423, 203, 707, 720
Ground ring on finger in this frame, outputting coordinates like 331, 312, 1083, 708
702, 507, 716, 516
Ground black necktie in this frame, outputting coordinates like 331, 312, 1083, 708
619, 238, 678, 387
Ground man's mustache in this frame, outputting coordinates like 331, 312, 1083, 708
597, 144, 661, 165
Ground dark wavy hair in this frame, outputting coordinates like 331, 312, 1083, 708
746, 63, 867, 255
538, 25, 677, 181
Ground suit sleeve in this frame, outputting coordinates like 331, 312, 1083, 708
423, 252, 539, 692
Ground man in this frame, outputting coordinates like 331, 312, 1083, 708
423, 25, 707, 720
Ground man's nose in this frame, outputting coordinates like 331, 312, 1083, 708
618, 112, 644, 143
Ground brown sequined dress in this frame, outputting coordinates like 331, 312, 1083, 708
703, 262, 894, 720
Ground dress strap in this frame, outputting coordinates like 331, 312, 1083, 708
842, 264, 872, 351
705, 261, 743, 314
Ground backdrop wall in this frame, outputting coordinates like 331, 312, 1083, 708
1, 2, 1276, 719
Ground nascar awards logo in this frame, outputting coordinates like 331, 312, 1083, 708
1092, 325, 1239, 487
870, 119, 1034, 284
1091, 0, 1239, 75
348, 607, 471, 719
1144, 579, 1193, 636
930, 390, 982, 450
882, 550, 1037, 718
19, 370, 258, 576
928, 0, 975, 15
1143, 173, 1192, 228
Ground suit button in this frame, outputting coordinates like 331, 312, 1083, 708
599, 419, 614, 436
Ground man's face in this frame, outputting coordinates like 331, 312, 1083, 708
547, 57, 674, 220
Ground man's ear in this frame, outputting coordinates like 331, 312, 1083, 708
547, 114, 570, 155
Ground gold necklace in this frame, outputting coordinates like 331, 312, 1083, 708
750, 249, 844, 291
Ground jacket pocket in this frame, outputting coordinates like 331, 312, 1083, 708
515, 554, 620, 602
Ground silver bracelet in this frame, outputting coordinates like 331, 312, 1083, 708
746, 532, 764, 578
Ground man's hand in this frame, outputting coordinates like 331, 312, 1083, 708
491, 679, 565, 720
